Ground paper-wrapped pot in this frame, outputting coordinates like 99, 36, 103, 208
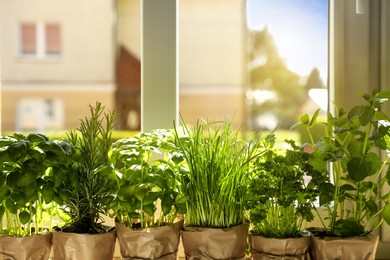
0, 233, 52, 260
310, 233, 379, 260
115, 220, 183, 259
249, 234, 310, 260
182, 223, 249, 259
52, 230, 116, 260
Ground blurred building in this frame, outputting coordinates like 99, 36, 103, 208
0, 0, 116, 132
0, 0, 247, 132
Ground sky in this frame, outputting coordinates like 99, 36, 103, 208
246, 0, 328, 80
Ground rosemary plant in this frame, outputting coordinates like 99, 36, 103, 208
174, 118, 268, 228
60, 102, 117, 234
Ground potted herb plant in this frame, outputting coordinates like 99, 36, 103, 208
0, 133, 72, 259
108, 129, 186, 259
52, 102, 118, 260
246, 139, 325, 259
173, 118, 267, 259
297, 90, 390, 259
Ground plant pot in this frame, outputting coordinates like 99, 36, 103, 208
310, 233, 379, 260
0, 233, 52, 260
182, 223, 249, 259
115, 220, 183, 259
249, 234, 310, 260
52, 230, 116, 260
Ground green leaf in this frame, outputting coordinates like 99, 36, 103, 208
118, 186, 135, 201
174, 194, 187, 214
53, 193, 63, 205
42, 185, 54, 204
53, 167, 66, 187
134, 184, 150, 201
375, 90, 390, 99
309, 109, 320, 127
347, 157, 371, 182
68, 170, 79, 189
0, 151, 11, 163
319, 183, 335, 206
19, 210, 31, 224
27, 133, 48, 144
7, 140, 30, 161
0, 204, 5, 220
25, 184, 38, 202
18, 169, 39, 187
365, 199, 379, 216
5, 198, 17, 214
339, 184, 356, 192
0, 184, 8, 203
300, 114, 310, 125
11, 192, 28, 206
6, 171, 20, 192
142, 192, 160, 206
382, 204, 390, 225
161, 192, 175, 216
333, 219, 365, 237
143, 204, 156, 216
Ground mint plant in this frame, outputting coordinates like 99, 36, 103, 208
297, 90, 390, 237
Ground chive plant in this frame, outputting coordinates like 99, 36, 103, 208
174, 118, 268, 228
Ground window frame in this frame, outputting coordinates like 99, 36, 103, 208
18, 21, 62, 60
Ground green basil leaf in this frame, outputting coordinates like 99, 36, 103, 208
19, 210, 31, 225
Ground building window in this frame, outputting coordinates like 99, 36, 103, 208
45, 23, 61, 55
20, 23, 37, 54
16, 98, 64, 132
19, 22, 61, 59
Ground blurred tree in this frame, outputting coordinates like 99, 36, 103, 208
248, 28, 307, 130
304, 67, 325, 92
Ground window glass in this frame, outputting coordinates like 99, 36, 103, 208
20, 23, 37, 54
246, 0, 328, 135
45, 23, 61, 55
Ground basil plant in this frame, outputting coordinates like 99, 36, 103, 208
109, 129, 187, 228
0, 133, 73, 237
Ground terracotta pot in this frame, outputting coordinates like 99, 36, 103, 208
115, 220, 183, 259
0, 233, 52, 260
310, 233, 379, 260
52, 231, 116, 260
182, 223, 249, 260
249, 234, 310, 260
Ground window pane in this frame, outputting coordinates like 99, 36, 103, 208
21, 23, 36, 54
246, 0, 328, 132
45, 23, 61, 54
